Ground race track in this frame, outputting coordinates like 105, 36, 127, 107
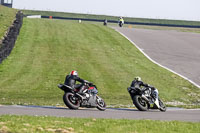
113, 27, 200, 88
0, 105, 200, 122
1, 27, 200, 122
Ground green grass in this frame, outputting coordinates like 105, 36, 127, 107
0, 5, 17, 41
0, 18, 199, 107
0, 115, 199, 133
23, 9, 200, 26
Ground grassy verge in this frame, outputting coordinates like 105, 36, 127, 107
0, 115, 199, 133
0, 5, 17, 40
0, 18, 199, 107
22, 10, 200, 26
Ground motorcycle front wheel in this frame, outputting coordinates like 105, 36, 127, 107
63, 92, 80, 110
133, 95, 148, 111
96, 95, 106, 111
158, 98, 167, 112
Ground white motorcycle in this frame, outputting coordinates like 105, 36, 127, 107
127, 86, 166, 112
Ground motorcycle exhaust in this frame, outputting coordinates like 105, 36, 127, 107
141, 94, 149, 102
76, 93, 85, 101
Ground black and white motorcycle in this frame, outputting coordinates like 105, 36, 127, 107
127, 86, 166, 112
58, 81, 106, 111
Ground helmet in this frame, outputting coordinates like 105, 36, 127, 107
70, 70, 78, 76
135, 76, 141, 81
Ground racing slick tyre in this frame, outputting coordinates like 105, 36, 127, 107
63, 92, 80, 110
158, 98, 167, 112
133, 95, 148, 111
96, 95, 106, 111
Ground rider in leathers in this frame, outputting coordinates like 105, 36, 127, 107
131, 77, 160, 108
64, 70, 91, 94
118, 17, 124, 25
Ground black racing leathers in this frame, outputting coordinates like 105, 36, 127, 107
131, 80, 156, 92
64, 75, 85, 92
131, 80, 148, 88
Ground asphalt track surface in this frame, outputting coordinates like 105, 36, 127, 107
113, 27, 200, 88
0, 105, 200, 122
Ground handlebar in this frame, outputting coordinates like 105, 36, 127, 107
84, 80, 93, 86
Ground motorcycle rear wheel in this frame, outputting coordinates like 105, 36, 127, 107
133, 95, 148, 111
96, 96, 106, 111
63, 92, 80, 110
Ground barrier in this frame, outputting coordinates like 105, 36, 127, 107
27, 15, 41, 18
0, 11, 23, 64
40, 15, 200, 28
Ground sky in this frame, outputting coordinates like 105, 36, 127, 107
12, 0, 200, 21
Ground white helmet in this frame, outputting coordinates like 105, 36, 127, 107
70, 70, 78, 76
135, 76, 141, 81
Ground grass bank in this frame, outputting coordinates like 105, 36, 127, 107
0, 5, 17, 40
23, 10, 200, 27
0, 18, 199, 107
0, 115, 199, 133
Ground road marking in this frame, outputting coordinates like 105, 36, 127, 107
114, 28, 200, 89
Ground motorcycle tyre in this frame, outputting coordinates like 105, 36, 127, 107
63, 92, 80, 110
133, 95, 148, 111
96, 96, 106, 111
158, 98, 167, 112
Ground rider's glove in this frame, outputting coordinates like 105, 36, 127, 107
149, 85, 155, 90
147, 84, 153, 88
89, 82, 93, 86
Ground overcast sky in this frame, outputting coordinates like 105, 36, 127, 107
13, 0, 200, 21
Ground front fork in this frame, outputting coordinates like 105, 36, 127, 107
154, 98, 160, 109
